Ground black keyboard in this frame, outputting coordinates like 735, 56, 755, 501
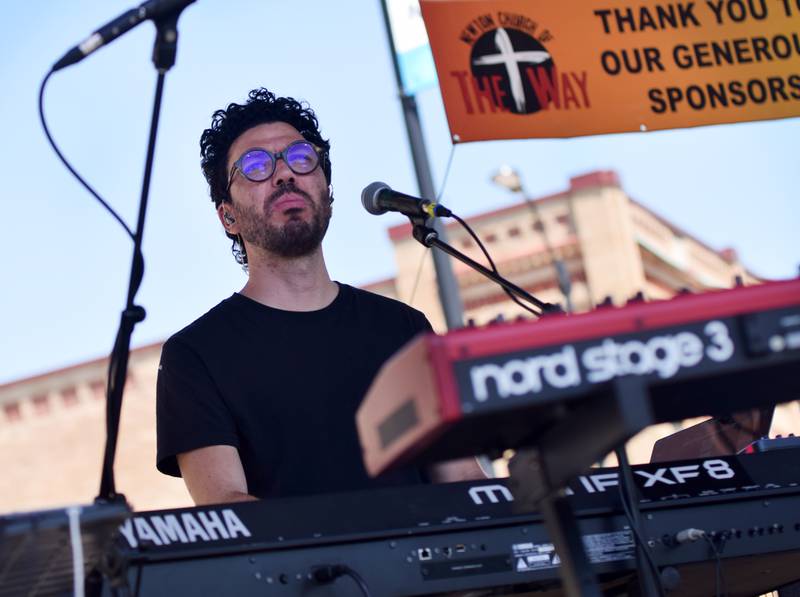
106, 450, 800, 596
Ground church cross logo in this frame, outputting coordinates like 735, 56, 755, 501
472, 27, 551, 113
451, 12, 591, 117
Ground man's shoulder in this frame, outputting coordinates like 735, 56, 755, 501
164, 295, 241, 349
340, 284, 433, 336
344, 284, 428, 318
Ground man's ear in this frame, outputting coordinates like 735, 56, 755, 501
217, 204, 238, 233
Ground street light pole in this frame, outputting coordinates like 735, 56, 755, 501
492, 165, 574, 313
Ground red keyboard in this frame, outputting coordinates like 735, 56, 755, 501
357, 279, 800, 476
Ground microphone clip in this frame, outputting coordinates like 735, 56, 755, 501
411, 222, 439, 247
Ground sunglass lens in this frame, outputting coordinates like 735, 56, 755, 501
286, 142, 319, 174
240, 150, 273, 181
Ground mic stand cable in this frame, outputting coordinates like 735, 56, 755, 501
614, 444, 665, 597
409, 220, 562, 316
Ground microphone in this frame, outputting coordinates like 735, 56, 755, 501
52, 0, 196, 72
361, 182, 452, 218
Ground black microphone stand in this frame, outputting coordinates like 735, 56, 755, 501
97, 6, 190, 504
410, 220, 563, 315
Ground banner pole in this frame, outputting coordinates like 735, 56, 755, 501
378, 0, 465, 331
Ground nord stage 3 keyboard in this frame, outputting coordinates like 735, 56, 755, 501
106, 450, 800, 596
357, 278, 800, 476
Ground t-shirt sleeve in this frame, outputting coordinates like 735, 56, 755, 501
156, 336, 240, 478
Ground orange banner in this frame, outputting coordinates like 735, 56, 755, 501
420, 0, 800, 141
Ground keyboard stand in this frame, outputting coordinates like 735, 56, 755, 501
508, 377, 656, 596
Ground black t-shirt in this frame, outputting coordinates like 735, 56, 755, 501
156, 283, 433, 498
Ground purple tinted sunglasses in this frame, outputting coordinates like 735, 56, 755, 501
227, 140, 321, 191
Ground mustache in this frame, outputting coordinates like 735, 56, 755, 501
266, 182, 312, 206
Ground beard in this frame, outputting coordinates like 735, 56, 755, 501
236, 182, 331, 259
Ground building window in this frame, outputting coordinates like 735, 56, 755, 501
89, 379, 105, 399
461, 238, 472, 249
32, 394, 50, 415
3, 402, 21, 422
485, 233, 498, 243
557, 214, 570, 225
61, 386, 78, 407
508, 227, 521, 237
531, 221, 544, 232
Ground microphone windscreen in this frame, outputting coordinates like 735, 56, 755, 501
361, 181, 391, 215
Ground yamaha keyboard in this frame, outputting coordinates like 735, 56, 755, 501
105, 450, 800, 596
357, 279, 800, 477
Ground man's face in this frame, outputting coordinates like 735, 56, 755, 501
222, 121, 331, 259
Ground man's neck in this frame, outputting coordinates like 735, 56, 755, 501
239, 248, 338, 312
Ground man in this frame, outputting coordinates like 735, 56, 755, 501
157, 88, 481, 505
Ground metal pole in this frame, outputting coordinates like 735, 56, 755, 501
378, 0, 464, 330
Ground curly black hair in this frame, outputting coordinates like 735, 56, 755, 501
199, 88, 332, 269
200, 88, 331, 209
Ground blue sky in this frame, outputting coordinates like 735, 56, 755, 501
0, 1, 797, 384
